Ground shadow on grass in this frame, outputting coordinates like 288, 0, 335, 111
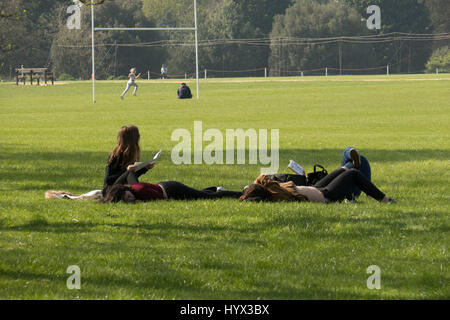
3, 257, 443, 299
1, 211, 447, 299
2, 207, 447, 244
0, 268, 345, 299
259, 212, 449, 240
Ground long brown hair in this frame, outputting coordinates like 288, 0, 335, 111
107, 125, 141, 168
101, 184, 133, 203
240, 176, 309, 202
239, 184, 271, 202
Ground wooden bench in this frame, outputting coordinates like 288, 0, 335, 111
15, 67, 54, 86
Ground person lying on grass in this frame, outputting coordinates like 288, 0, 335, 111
240, 167, 396, 203
102, 171, 242, 203
340, 147, 371, 199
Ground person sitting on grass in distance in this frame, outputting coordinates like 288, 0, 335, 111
240, 166, 395, 204
102, 125, 154, 198
102, 171, 242, 203
177, 82, 192, 99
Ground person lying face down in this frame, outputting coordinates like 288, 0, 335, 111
240, 167, 395, 203
103, 180, 242, 203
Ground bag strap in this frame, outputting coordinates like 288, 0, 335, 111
314, 164, 328, 174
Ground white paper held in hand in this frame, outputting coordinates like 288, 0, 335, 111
288, 160, 306, 176
133, 150, 162, 171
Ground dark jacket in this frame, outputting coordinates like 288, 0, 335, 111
102, 155, 148, 196
177, 85, 192, 99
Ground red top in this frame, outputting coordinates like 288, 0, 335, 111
130, 183, 165, 201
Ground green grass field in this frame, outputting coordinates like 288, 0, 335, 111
0, 74, 449, 299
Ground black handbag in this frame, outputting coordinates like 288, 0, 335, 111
307, 164, 328, 186
266, 174, 307, 186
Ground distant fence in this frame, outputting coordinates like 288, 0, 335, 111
141, 56, 441, 79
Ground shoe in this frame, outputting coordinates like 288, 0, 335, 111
386, 197, 396, 204
120, 95, 124, 100
350, 148, 361, 168
216, 186, 226, 192
133, 93, 137, 96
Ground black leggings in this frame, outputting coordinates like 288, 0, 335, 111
158, 181, 242, 200
314, 168, 385, 202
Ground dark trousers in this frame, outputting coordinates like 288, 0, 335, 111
341, 147, 372, 197
158, 181, 242, 200
315, 168, 385, 202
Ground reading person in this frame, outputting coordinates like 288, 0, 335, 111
177, 83, 192, 99
240, 167, 395, 204
121, 68, 142, 99
102, 125, 154, 197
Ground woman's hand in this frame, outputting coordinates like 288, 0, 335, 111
146, 162, 155, 170
127, 164, 137, 171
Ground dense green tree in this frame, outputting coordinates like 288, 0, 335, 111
234, 0, 293, 35
425, 0, 450, 34
0, 0, 61, 77
0, 0, 446, 78
50, 1, 163, 79
344, 0, 432, 33
343, 0, 434, 72
425, 45, 450, 73
0, 1, 25, 56
424, 0, 450, 52
141, 0, 293, 75
269, 0, 378, 75
195, 0, 267, 74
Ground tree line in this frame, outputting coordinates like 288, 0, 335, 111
0, 0, 448, 80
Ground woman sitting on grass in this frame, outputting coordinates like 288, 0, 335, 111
102, 125, 154, 197
102, 125, 242, 203
240, 166, 396, 204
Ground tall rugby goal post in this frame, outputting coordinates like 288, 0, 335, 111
81, 0, 200, 103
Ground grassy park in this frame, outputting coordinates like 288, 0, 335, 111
0, 74, 449, 299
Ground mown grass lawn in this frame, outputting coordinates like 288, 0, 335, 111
0, 74, 449, 299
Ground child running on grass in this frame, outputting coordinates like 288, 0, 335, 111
121, 68, 142, 99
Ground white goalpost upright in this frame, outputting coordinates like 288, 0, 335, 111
88, 0, 200, 103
